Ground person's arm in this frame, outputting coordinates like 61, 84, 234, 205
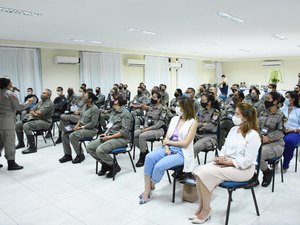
81, 107, 100, 129
163, 119, 197, 149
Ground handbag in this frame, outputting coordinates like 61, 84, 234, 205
63, 125, 75, 134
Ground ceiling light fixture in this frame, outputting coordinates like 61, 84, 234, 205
272, 34, 287, 40
127, 28, 157, 35
238, 49, 251, 52
215, 11, 244, 23
90, 40, 102, 44
0, 7, 41, 16
71, 39, 85, 42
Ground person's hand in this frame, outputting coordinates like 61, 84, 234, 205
162, 139, 170, 146
27, 97, 34, 104
164, 145, 171, 155
262, 135, 270, 144
74, 125, 80, 131
73, 110, 80, 115
214, 156, 227, 165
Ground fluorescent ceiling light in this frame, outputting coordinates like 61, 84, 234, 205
215, 11, 244, 23
71, 39, 85, 42
0, 7, 41, 16
238, 49, 251, 52
127, 28, 157, 35
272, 34, 287, 40
90, 40, 102, 44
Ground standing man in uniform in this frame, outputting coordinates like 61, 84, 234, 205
0, 77, 32, 170
86, 94, 132, 178
15, 88, 54, 154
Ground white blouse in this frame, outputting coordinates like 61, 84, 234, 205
219, 126, 261, 169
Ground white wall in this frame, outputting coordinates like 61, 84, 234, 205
222, 59, 300, 91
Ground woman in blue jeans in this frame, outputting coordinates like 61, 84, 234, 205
280, 91, 300, 171
139, 96, 197, 204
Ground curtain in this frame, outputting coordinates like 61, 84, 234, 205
145, 56, 170, 91
80, 51, 121, 96
176, 58, 198, 92
0, 47, 42, 102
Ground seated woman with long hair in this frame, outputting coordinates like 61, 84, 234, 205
191, 102, 261, 224
139, 96, 197, 204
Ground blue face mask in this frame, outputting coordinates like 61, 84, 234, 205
284, 98, 290, 106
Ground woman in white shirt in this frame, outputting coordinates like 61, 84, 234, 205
191, 102, 261, 224
139, 96, 197, 204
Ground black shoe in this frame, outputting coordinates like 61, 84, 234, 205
262, 169, 272, 187
97, 163, 109, 176
72, 154, 85, 164
45, 131, 52, 138
55, 137, 62, 144
59, 154, 72, 163
15, 143, 25, 149
135, 151, 149, 167
7, 160, 23, 170
22, 147, 37, 154
106, 163, 121, 178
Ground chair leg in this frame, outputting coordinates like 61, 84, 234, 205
166, 170, 171, 184
197, 154, 200, 165
112, 154, 117, 181
49, 132, 56, 146
204, 152, 208, 164
42, 133, 47, 144
95, 161, 99, 174
127, 152, 136, 172
295, 147, 298, 172
151, 142, 153, 152
271, 165, 275, 193
250, 187, 260, 216
280, 159, 284, 182
172, 171, 177, 203
133, 145, 136, 160
225, 189, 233, 225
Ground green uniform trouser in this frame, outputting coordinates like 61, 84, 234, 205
0, 129, 15, 160
62, 129, 97, 155
86, 138, 129, 165
16, 120, 51, 135
193, 134, 217, 157
134, 129, 164, 153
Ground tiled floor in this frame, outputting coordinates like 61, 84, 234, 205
1, 137, 300, 225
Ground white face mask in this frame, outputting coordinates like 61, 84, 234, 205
267, 88, 272, 93
284, 98, 290, 106
232, 115, 243, 126
175, 106, 183, 117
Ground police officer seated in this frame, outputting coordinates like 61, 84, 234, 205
55, 87, 87, 144
15, 89, 54, 154
129, 86, 148, 117
134, 91, 167, 167
45, 86, 67, 138
59, 92, 99, 164
95, 87, 106, 108
194, 94, 220, 161
86, 93, 132, 178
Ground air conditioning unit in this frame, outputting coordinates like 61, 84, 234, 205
169, 62, 182, 69
204, 63, 216, 69
127, 59, 145, 66
54, 56, 80, 64
262, 60, 282, 67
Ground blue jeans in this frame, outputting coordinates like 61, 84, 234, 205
283, 132, 300, 169
144, 145, 184, 184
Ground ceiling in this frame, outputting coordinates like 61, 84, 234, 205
1, 0, 300, 60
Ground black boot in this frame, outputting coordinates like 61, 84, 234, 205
59, 154, 72, 163
55, 131, 62, 144
262, 169, 272, 187
22, 135, 37, 154
106, 162, 121, 178
72, 154, 85, 164
7, 160, 23, 170
15, 132, 25, 149
250, 173, 259, 187
97, 162, 110, 176
45, 131, 52, 138
136, 150, 149, 167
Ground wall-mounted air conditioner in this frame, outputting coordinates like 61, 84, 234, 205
262, 60, 282, 67
169, 62, 182, 69
54, 56, 80, 64
204, 63, 216, 69
127, 59, 145, 66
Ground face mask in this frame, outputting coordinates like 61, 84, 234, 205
27, 91, 32, 95
57, 91, 61, 96
232, 115, 243, 126
231, 88, 237, 93
151, 98, 157, 105
137, 90, 142, 95
40, 95, 47, 101
201, 102, 208, 108
267, 88, 272, 93
79, 92, 84, 96
250, 94, 257, 100
284, 98, 290, 106
96, 90, 100, 94
175, 106, 183, 117
232, 96, 239, 104
264, 100, 274, 109
174, 93, 179, 98
184, 93, 191, 98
